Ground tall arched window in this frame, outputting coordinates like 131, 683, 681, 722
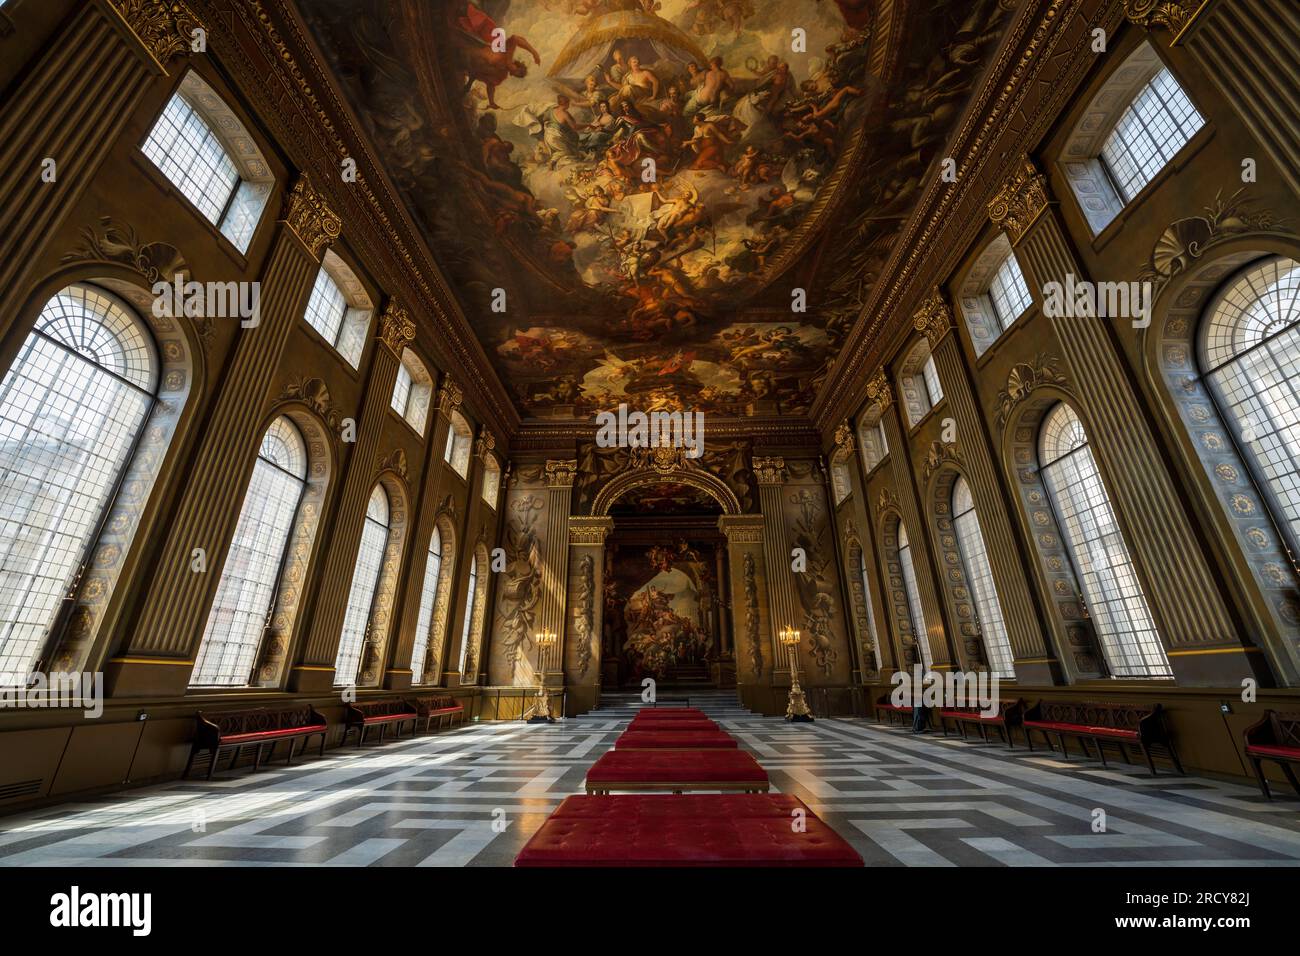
410, 525, 444, 683
896, 525, 933, 668
898, 340, 944, 428
458, 551, 481, 676
302, 251, 372, 368
1201, 256, 1300, 558
951, 476, 1015, 679
481, 454, 502, 508
191, 417, 307, 687
0, 284, 157, 684
1039, 403, 1170, 678
334, 485, 390, 686
391, 348, 432, 436
856, 547, 882, 671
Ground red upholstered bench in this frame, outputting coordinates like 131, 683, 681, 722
1243, 709, 1300, 800
627, 719, 718, 733
515, 798, 862, 867
343, 699, 419, 747
938, 699, 1024, 748
585, 749, 769, 794
615, 731, 738, 750
185, 705, 328, 779
1023, 700, 1183, 775
549, 794, 804, 819
873, 694, 914, 726
408, 695, 465, 734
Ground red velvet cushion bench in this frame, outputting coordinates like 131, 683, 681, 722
515, 799, 863, 867
585, 749, 768, 793
1244, 709, 1300, 800
627, 719, 719, 733
615, 731, 738, 750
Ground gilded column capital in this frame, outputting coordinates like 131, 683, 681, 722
108, 0, 206, 70
865, 370, 894, 411
377, 301, 416, 354
913, 288, 954, 347
718, 514, 766, 544
569, 516, 615, 545
1123, 0, 1206, 40
282, 173, 343, 259
988, 157, 1051, 244
437, 379, 464, 414
474, 426, 496, 461
752, 456, 787, 486
545, 459, 578, 488
833, 421, 855, 454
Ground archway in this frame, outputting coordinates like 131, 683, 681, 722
595, 468, 737, 690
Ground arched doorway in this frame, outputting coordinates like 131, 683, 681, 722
595, 468, 738, 690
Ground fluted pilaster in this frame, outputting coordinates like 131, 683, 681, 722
719, 514, 768, 683
536, 460, 577, 677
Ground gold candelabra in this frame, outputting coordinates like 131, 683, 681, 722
529, 630, 558, 724
779, 625, 814, 722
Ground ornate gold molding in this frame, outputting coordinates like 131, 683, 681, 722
377, 301, 416, 355
993, 352, 1069, 428
988, 156, 1051, 245
921, 440, 962, 483
277, 376, 343, 429
545, 459, 578, 488
752, 456, 787, 486
474, 425, 497, 461
833, 422, 855, 453
378, 448, 409, 483
437, 379, 464, 414
282, 173, 343, 259
108, 0, 205, 70
718, 514, 765, 545
913, 289, 954, 347
1123, 0, 1208, 42
569, 516, 615, 546
865, 370, 894, 411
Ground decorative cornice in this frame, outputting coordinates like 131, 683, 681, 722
377, 301, 416, 355
912, 289, 954, 347
108, 0, 206, 70
718, 514, 765, 544
545, 459, 578, 489
568, 516, 615, 546
865, 371, 894, 411
1123, 0, 1206, 41
988, 156, 1052, 244
752, 456, 787, 486
281, 173, 342, 259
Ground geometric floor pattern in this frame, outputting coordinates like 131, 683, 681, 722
2, 693, 1298, 867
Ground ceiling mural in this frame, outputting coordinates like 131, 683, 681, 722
301, 0, 1015, 420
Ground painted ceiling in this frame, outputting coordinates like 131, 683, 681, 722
300, 0, 1015, 421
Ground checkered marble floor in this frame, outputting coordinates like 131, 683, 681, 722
1, 697, 1298, 867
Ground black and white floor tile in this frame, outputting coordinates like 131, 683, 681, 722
1, 693, 1297, 867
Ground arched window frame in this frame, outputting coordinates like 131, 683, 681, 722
1038, 402, 1171, 679
897, 339, 944, 428
481, 454, 502, 508
829, 446, 853, 506
894, 521, 933, 669
949, 474, 1016, 679
190, 416, 310, 688
302, 250, 374, 368
458, 545, 489, 681
140, 70, 274, 254
391, 348, 433, 436
958, 234, 1034, 357
857, 414, 889, 475
444, 410, 473, 479
1061, 42, 1205, 235
0, 282, 173, 684
334, 484, 391, 687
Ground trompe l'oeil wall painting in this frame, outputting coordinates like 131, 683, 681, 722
303, 0, 1015, 420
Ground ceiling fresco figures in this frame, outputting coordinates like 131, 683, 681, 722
301, 0, 1016, 420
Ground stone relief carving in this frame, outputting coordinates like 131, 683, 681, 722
573, 554, 595, 677
378, 447, 409, 483
788, 487, 839, 677
278, 377, 344, 429
743, 551, 762, 678
993, 353, 1067, 428
495, 494, 545, 681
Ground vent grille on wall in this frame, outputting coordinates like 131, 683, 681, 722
0, 779, 42, 802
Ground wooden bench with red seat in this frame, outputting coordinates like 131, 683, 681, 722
1023, 700, 1183, 775
408, 695, 465, 734
938, 698, 1024, 748
515, 794, 863, 867
585, 749, 769, 794
1243, 709, 1300, 800
614, 730, 738, 750
185, 704, 328, 779
873, 693, 916, 726
342, 699, 419, 747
